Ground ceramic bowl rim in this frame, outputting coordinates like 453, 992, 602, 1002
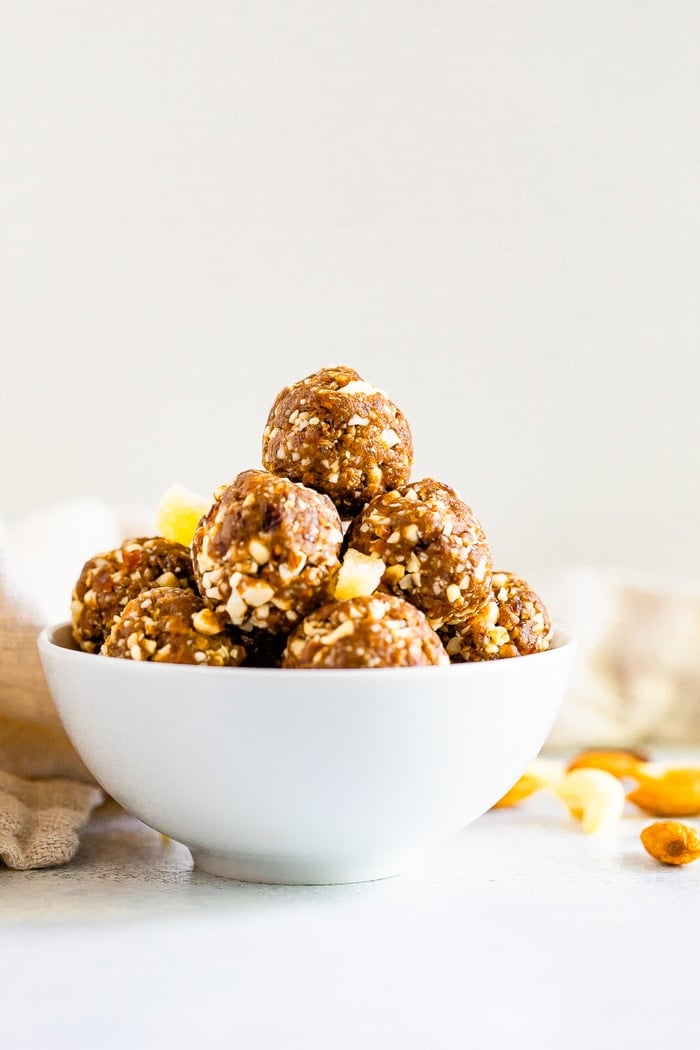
39, 621, 575, 682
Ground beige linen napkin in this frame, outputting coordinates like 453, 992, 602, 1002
0, 501, 144, 869
543, 566, 700, 751
0, 769, 103, 870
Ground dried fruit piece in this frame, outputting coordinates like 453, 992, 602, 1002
627, 768, 700, 817
155, 483, 211, 547
566, 748, 649, 780
640, 821, 700, 866
492, 760, 561, 809
334, 549, 386, 601
555, 768, 626, 833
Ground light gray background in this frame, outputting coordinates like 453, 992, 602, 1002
2, 1, 698, 575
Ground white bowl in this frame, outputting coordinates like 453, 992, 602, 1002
38, 623, 576, 885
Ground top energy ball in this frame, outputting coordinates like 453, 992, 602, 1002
261, 366, 413, 517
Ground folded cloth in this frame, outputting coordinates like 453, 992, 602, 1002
542, 566, 700, 751
0, 769, 103, 870
0, 501, 148, 870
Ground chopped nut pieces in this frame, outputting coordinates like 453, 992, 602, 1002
72, 537, 197, 653
555, 768, 626, 834
566, 748, 649, 779
81, 364, 555, 671
441, 571, 552, 661
192, 469, 343, 634
262, 365, 413, 518
640, 821, 700, 866
345, 478, 493, 629
627, 768, 700, 817
102, 587, 246, 666
282, 595, 449, 669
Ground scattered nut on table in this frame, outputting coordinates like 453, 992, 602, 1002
554, 768, 626, 834
565, 748, 649, 779
491, 760, 561, 809
627, 768, 700, 817
640, 821, 700, 866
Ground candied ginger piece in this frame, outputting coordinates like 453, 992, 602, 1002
155, 483, 211, 547
334, 549, 385, 601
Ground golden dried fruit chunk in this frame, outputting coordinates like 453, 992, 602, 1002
492, 772, 544, 809
566, 747, 649, 780
334, 549, 386, 601
555, 768, 626, 833
640, 821, 700, 866
492, 760, 560, 809
627, 768, 700, 817
155, 483, 211, 548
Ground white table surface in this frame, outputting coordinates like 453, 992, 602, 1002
2, 762, 699, 1050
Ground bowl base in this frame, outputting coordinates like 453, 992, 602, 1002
190, 847, 418, 885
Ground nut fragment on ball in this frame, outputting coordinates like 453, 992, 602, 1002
440, 571, 552, 661
192, 469, 343, 634
102, 587, 246, 666
282, 594, 449, 669
71, 537, 197, 653
344, 478, 492, 629
261, 365, 413, 517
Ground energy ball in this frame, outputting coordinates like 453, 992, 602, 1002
262, 365, 413, 517
440, 572, 552, 661
102, 587, 246, 666
71, 536, 197, 653
344, 478, 492, 629
282, 594, 449, 669
192, 469, 343, 634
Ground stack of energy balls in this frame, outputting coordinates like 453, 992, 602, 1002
71, 366, 552, 669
